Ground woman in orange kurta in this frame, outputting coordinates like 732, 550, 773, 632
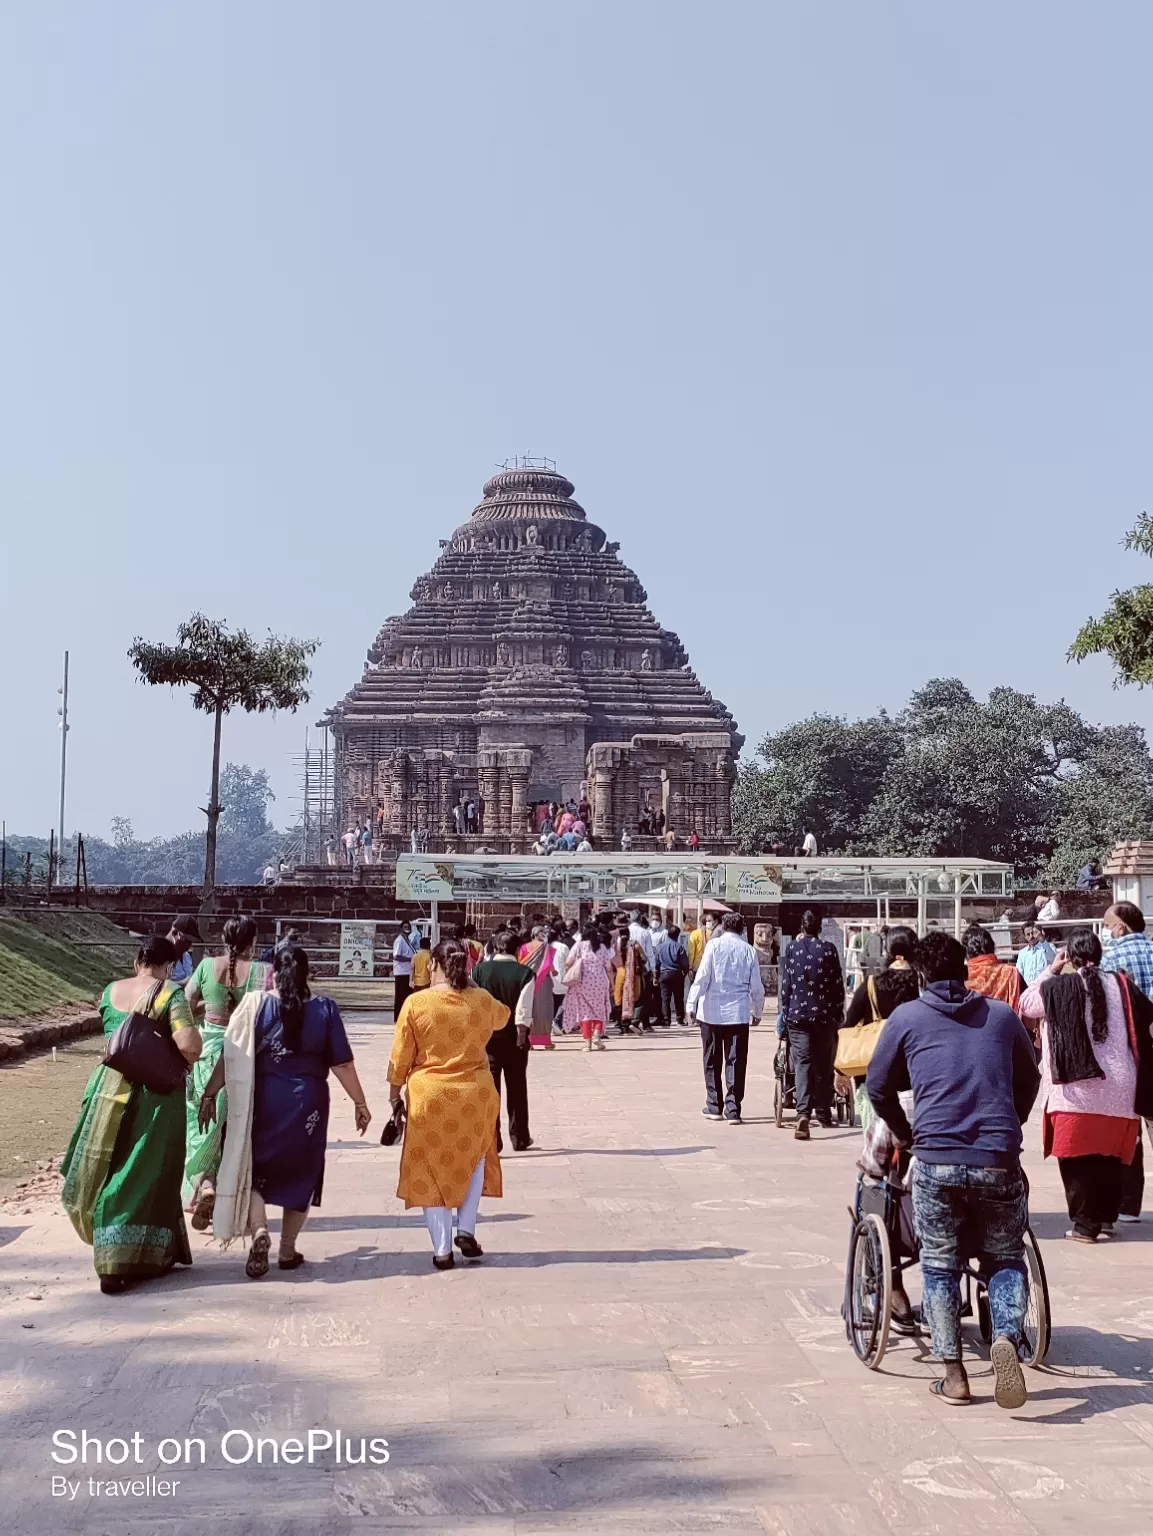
387, 938, 508, 1269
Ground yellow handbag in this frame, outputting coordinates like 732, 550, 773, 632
835, 977, 885, 1077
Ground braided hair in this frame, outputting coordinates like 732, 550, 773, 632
222, 915, 258, 988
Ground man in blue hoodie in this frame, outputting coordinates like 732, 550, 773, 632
867, 931, 1040, 1410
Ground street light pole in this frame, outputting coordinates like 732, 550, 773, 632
57, 650, 69, 886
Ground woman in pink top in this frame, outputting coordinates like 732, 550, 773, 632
1019, 928, 1145, 1242
563, 923, 617, 1051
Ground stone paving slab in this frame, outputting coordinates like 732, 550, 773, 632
2, 1021, 1153, 1533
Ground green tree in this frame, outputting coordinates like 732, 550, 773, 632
1042, 724, 1153, 884
128, 615, 317, 889
1070, 514, 1153, 686
219, 763, 276, 840
862, 682, 1089, 874
732, 713, 903, 853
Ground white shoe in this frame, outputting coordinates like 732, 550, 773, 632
1119, 1213, 1142, 1224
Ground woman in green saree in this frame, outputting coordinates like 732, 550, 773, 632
61, 935, 202, 1294
182, 915, 269, 1230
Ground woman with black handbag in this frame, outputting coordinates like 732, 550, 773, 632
61, 935, 202, 1294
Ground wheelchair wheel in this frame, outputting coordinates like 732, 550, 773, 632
1022, 1226, 1050, 1367
774, 1077, 784, 1128
846, 1212, 892, 1368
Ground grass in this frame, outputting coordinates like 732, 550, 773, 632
0, 911, 135, 1021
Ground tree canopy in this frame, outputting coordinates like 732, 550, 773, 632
1070, 513, 1153, 686
128, 614, 317, 888
735, 678, 1153, 880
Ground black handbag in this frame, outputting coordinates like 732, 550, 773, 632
103, 983, 189, 1095
380, 1097, 406, 1146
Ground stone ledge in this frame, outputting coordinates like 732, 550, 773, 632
0, 1010, 102, 1063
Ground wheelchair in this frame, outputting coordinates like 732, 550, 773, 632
844, 1164, 1051, 1370
773, 1034, 856, 1128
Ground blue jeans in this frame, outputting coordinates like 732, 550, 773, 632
911, 1162, 1028, 1363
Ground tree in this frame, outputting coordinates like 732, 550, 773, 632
1070, 514, 1153, 686
862, 682, 1089, 874
1042, 724, 1153, 885
732, 713, 903, 853
218, 763, 275, 840
128, 615, 317, 889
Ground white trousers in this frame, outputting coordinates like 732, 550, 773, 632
423, 1156, 486, 1256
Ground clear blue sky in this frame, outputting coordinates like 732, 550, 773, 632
2, 4, 1150, 840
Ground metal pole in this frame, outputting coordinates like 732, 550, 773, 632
57, 650, 69, 885
954, 877, 963, 939
430, 899, 440, 946
303, 728, 311, 864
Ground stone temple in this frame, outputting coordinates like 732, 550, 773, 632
324, 463, 741, 851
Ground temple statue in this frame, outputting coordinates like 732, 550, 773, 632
323, 464, 740, 848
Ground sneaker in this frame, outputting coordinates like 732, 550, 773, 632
794, 1118, 811, 1141
701, 1107, 723, 1121
990, 1336, 1027, 1410
725, 1113, 743, 1125
1119, 1214, 1142, 1224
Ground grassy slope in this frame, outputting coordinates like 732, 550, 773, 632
0, 911, 135, 1021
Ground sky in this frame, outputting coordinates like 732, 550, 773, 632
2, 4, 1151, 841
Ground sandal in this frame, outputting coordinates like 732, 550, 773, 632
245, 1230, 271, 1279
454, 1231, 483, 1260
929, 1379, 971, 1406
1064, 1229, 1097, 1244
190, 1189, 215, 1232
278, 1252, 306, 1271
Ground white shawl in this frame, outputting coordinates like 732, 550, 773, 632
212, 989, 262, 1244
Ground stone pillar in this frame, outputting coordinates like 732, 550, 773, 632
438, 759, 454, 838
497, 763, 512, 835
592, 767, 613, 843
478, 752, 498, 837
508, 750, 532, 840
714, 755, 731, 837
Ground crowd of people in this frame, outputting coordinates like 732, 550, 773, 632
58, 885, 1153, 1416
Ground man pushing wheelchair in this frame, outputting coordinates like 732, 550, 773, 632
865, 931, 1041, 1408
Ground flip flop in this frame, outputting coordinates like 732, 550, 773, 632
1064, 1230, 1097, 1244
929, 1380, 971, 1406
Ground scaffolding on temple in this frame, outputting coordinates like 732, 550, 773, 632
288, 726, 334, 865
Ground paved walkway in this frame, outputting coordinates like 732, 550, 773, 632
3, 1021, 1153, 1534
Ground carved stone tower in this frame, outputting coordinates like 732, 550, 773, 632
324, 464, 740, 849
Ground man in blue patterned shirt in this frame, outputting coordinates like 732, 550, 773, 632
779, 909, 845, 1140
1103, 901, 1153, 1224
1103, 902, 1153, 998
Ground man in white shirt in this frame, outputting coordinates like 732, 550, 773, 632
687, 912, 765, 1124
628, 911, 657, 1027
1036, 892, 1061, 925
802, 830, 818, 858
391, 921, 417, 1017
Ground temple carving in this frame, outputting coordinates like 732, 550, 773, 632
324, 464, 740, 850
